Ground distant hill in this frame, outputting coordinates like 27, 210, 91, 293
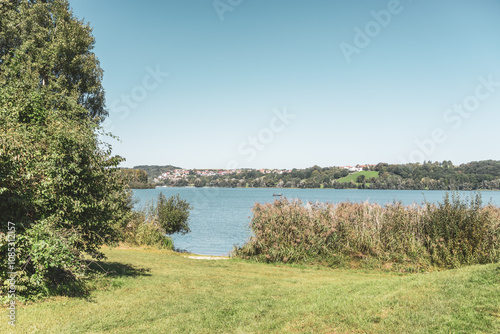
133, 165, 181, 182
460, 160, 500, 178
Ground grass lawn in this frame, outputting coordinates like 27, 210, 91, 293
11, 247, 499, 333
337, 171, 379, 184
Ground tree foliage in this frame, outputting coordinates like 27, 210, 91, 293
0, 0, 107, 120
0, 0, 129, 299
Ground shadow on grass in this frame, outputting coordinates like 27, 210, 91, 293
85, 260, 152, 278
45, 261, 151, 301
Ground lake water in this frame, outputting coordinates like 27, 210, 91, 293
131, 188, 500, 256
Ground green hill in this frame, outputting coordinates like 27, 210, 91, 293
337, 170, 379, 183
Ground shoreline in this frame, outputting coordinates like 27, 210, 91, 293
133, 186, 500, 192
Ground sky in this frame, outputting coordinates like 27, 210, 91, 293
69, 0, 500, 169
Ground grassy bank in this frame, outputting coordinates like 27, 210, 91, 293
11, 247, 499, 333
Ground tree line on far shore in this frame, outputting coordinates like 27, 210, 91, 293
135, 160, 500, 191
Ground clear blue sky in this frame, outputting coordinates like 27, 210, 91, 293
70, 0, 500, 169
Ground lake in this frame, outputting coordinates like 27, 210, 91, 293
131, 188, 500, 256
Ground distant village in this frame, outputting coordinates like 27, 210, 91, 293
153, 165, 374, 183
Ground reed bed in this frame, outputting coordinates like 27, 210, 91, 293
233, 193, 500, 271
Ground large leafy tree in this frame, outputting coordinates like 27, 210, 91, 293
0, 0, 130, 298
0, 0, 107, 120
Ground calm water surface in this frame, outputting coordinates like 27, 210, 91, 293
132, 188, 500, 256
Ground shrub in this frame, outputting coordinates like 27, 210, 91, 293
0, 104, 131, 301
154, 193, 192, 235
118, 193, 191, 249
135, 222, 174, 249
120, 211, 173, 250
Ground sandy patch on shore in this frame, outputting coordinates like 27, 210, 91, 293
186, 256, 228, 260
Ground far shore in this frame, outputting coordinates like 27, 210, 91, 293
132, 186, 500, 192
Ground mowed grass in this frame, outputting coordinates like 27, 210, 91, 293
337, 171, 379, 183
12, 247, 499, 334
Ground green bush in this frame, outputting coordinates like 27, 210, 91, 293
135, 222, 174, 249
118, 193, 191, 249
154, 193, 192, 235
120, 211, 173, 250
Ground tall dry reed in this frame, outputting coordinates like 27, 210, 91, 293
233, 193, 500, 271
